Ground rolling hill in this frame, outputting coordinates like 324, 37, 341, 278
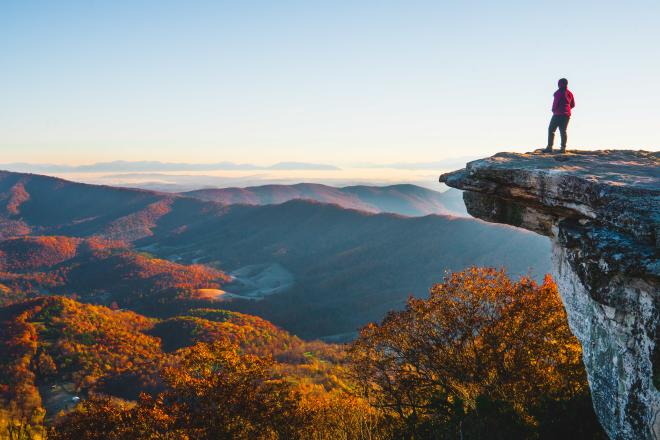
0, 235, 229, 309
144, 199, 551, 339
0, 296, 342, 423
0, 170, 551, 339
183, 183, 466, 217
0, 171, 170, 240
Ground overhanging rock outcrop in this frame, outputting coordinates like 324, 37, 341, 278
440, 150, 659, 440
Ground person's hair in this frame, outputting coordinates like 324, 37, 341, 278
558, 78, 568, 88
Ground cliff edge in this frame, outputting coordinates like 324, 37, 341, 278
440, 150, 659, 440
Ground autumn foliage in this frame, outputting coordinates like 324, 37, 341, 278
0, 236, 229, 308
48, 341, 387, 440
0, 268, 606, 439
350, 267, 604, 439
0, 236, 80, 272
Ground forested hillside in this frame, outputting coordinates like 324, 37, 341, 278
0, 296, 349, 436
0, 170, 551, 339
0, 236, 229, 309
0, 270, 605, 439
0, 170, 603, 439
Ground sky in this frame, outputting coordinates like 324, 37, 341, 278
1, 0, 659, 167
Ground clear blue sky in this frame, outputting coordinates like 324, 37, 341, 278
1, 0, 658, 165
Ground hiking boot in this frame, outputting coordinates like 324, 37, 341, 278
542, 147, 553, 153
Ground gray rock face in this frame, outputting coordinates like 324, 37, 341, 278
440, 150, 659, 440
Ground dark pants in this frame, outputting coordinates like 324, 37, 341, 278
547, 115, 570, 150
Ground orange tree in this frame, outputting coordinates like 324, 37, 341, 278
349, 267, 604, 439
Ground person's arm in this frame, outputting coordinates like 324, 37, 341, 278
552, 92, 559, 113
570, 92, 575, 109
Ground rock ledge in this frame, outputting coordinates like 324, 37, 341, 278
440, 150, 659, 440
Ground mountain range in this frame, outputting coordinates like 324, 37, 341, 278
0, 169, 550, 340
183, 183, 468, 217
0, 157, 477, 174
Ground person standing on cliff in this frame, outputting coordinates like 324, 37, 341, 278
544, 78, 575, 153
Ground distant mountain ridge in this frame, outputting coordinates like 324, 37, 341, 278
183, 183, 467, 217
0, 160, 339, 173
0, 157, 478, 174
0, 169, 550, 339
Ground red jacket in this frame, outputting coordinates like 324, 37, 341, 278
552, 88, 575, 116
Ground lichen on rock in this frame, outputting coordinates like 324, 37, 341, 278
440, 150, 659, 440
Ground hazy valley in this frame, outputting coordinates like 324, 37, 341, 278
0, 170, 549, 339
0, 166, 609, 439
